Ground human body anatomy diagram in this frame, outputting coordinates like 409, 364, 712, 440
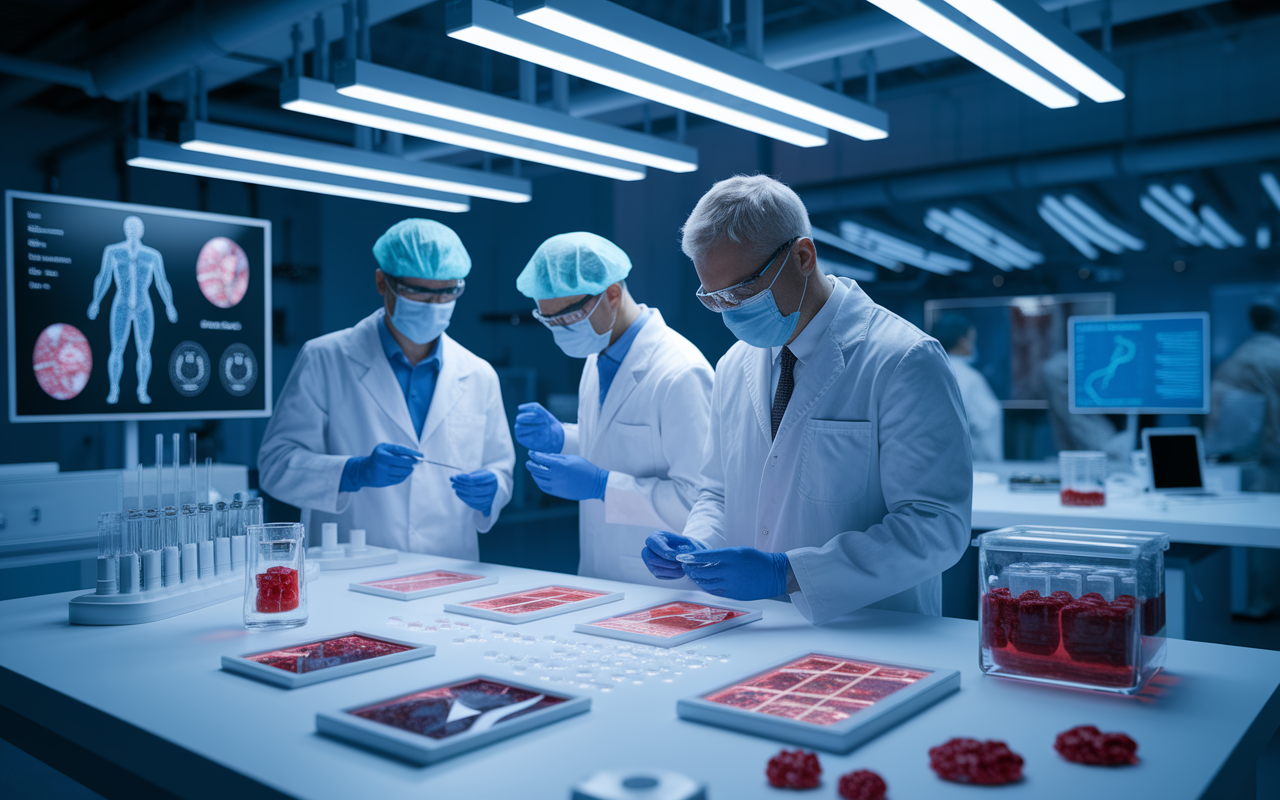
87, 216, 178, 404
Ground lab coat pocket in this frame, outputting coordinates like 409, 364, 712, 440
607, 421, 655, 475
798, 419, 873, 505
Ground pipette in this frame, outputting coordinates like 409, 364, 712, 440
417, 456, 463, 471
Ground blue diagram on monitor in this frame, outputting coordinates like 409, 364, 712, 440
1069, 313, 1209, 413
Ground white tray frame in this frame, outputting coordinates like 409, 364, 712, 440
349, 570, 498, 601
444, 585, 624, 624
574, 599, 761, 648
676, 651, 960, 753
316, 674, 590, 765
221, 630, 435, 689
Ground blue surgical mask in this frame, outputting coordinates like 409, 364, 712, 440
390, 296, 454, 344
721, 248, 808, 348
550, 295, 616, 358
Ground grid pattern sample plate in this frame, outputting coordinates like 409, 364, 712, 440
221, 631, 434, 688
575, 600, 761, 647
443, 585, 624, 623
349, 569, 497, 601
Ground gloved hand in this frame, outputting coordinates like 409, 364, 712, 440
515, 402, 564, 453
641, 531, 706, 581
525, 452, 608, 501
341, 443, 422, 491
681, 547, 790, 601
451, 470, 499, 516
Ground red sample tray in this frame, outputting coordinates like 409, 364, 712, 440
349, 569, 498, 601
444, 585, 624, 623
222, 631, 434, 688
575, 599, 761, 647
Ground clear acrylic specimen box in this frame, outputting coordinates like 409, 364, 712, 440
316, 675, 590, 765
575, 599, 761, 647
221, 631, 435, 689
349, 569, 498, 601
678, 652, 959, 753
444, 585, 624, 623
975, 526, 1169, 694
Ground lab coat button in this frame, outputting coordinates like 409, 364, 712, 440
762, 529, 769, 537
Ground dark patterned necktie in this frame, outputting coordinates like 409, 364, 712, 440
771, 346, 796, 440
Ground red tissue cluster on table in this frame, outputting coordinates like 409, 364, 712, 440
929, 738, 1024, 785
837, 769, 886, 800
1055, 725, 1139, 766
1060, 488, 1106, 506
255, 566, 299, 613
766, 749, 822, 789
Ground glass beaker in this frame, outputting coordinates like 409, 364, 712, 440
1059, 451, 1107, 506
243, 523, 308, 630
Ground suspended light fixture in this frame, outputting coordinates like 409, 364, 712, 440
447, 0, 830, 148
179, 121, 531, 203
864, 0, 1077, 109
924, 207, 1043, 270
941, 0, 1124, 102
1262, 172, 1280, 211
281, 77, 648, 182
326, 60, 697, 173
821, 223, 970, 275
127, 139, 470, 213
512, 0, 889, 141
1037, 194, 1144, 260
1140, 184, 1245, 250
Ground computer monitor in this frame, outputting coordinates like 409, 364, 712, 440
1068, 312, 1209, 414
1142, 428, 1209, 494
6, 190, 272, 422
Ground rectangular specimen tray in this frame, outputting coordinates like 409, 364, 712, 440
574, 599, 760, 648
316, 675, 589, 765
349, 569, 497, 601
677, 652, 959, 753
444, 585, 624, 623
221, 631, 435, 689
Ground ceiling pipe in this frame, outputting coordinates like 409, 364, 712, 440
0, 53, 99, 96
800, 120, 1280, 214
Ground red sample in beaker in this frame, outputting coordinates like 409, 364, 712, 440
1060, 488, 1106, 506
256, 566, 300, 613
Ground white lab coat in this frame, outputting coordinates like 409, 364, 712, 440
684, 278, 973, 624
1211, 332, 1280, 492
258, 311, 514, 558
949, 355, 1004, 462
561, 309, 714, 586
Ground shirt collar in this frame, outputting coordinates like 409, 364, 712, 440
599, 305, 654, 367
378, 309, 443, 370
772, 276, 844, 367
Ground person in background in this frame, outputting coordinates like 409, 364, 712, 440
514, 232, 713, 586
932, 313, 1004, 462
1042, 350, 1131, 460
641, 175, 972, 624
258, 219, 515, 558
1211, 299, 1280, 492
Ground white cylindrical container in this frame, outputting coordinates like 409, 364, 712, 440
321, 522, 341, 556
216, 537, 232, 574
143, 549, 163, 591
162, 546, 180, 587
198, 541, 215, 579
231, 535, 247, 570
119, 553, 141, 594
349, 528, 367, 552
181, 543, 198, 582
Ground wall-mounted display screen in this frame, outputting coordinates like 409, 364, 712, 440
1069, 312, 1209, 414
6, 190, 271, 422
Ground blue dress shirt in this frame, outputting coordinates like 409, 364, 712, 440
596, 306, 653, 407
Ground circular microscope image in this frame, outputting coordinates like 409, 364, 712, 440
32, 323, 93, 400
219, 343, 258, 396
169, 341, 211, 397
196, 236, 250, 309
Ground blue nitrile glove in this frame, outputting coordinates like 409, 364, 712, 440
515, 402, 565, 453
341, 443, 422, 491
525, 451, 609, 501
682, 547, 790, 601
450, 470, 499, 516
641, 531, 706, 581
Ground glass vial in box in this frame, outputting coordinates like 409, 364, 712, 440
974, 526, 1168, 695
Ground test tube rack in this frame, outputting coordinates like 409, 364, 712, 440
306, 523, 399, 570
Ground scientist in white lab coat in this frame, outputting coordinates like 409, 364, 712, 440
513, 232, 713, 585
641, 175, 973, 624
258, 219, 515, 558
933, 312, 1003, 462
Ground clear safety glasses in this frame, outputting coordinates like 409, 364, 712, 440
384, 274, 465, 304
694, 237, 799, 312
532, 293, 601, 328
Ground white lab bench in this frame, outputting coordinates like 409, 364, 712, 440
1, 552, 1278, 800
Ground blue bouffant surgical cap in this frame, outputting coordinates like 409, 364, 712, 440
516, 232, 632, 300
373, 219, 471, 280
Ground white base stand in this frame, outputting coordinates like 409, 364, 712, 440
306, 544, 399, 571
95, 556, 118, 596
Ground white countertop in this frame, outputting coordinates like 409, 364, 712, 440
2, 552, 1278, 799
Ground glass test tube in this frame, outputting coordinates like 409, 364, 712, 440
214, 501, 232, 574
180, 504, 199, 583
243, 497, 264, 529
120, 509, 143, 594
197, 502, 215, 579
229, 493, 247, 571
142, 508, 162, 591
96, 512, 120, 596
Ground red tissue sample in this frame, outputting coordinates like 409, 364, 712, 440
352, 678, 565, 740
1061, 488, 1106, 506
463, 586, 606, 614
929, 738, 1024, 785
766, 749, 822, 789
1054, 725, 1139, 766
704, 655, 925, 727
837, 770, 886, 800
247, 634, 411, 673
363, 570, 483, 593
255, 566, 299, 613
983, 587, 1150, 686
196, 236, 250, 309
588, 601, 747, 638
33, 323, 92, 400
